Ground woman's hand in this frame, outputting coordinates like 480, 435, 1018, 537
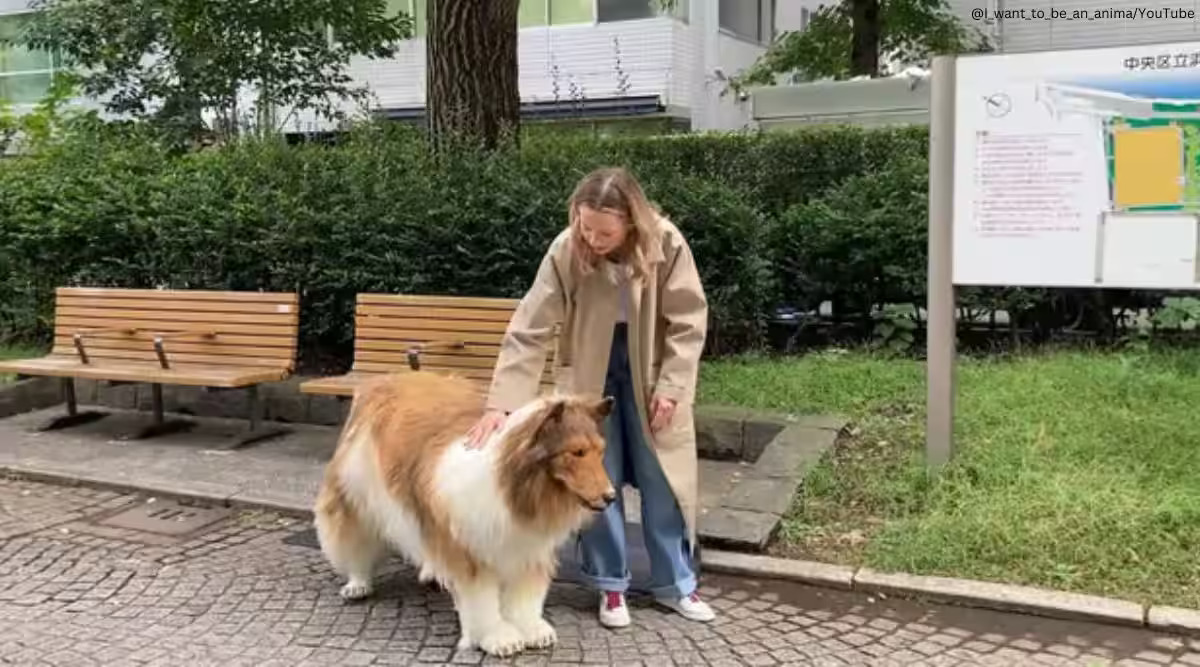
466, 409, 508, 449
649, 395, 677, 433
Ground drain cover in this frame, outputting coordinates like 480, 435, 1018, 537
96, 499, 231, 536
283, 528, 321, 549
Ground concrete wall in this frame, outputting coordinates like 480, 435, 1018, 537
750, 75, 931, 130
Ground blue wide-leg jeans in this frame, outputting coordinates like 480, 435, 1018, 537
576, 322, 697, 600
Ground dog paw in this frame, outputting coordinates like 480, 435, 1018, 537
518, 618, 557, 649
339, 580, 372, 601
479, 622, 525, 657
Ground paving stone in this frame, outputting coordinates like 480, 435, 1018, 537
0, 477, 1197, 665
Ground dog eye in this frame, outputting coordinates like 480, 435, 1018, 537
573, 450, 586, 457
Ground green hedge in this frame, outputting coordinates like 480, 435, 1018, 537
0, 121, 1166, 370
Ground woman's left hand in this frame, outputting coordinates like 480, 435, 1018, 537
649, 394, 677, 432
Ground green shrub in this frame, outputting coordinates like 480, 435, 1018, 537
0, 119, 1173, 365
772, 151, 929, 319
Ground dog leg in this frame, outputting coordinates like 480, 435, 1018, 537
502, 566, 556, 650
453, 571, 525, 657
314, 502, 385, 601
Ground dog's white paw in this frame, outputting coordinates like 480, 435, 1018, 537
479, 622, 525, 657
517, 618, 557, 649
339, 580, 372, 601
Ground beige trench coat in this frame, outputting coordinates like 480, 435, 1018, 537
484, 215, 709, 548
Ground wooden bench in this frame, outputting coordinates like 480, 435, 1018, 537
0, 286, 301, 447
299, 293, 556, 399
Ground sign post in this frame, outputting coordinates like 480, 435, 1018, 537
926, 54, 957, 469
926, 40, 1200, 468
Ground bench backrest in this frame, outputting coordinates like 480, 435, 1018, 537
50, 287, 300, 371
351, 293, 556, 388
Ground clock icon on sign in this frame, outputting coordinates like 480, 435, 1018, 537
985, 93, 1012, 118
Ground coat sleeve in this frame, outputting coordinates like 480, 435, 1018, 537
485, 239, 569, 413
653, 233, 708, 405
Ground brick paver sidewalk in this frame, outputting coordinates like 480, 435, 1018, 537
0, 476, 1196, 666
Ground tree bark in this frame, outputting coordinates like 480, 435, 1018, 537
849, 0, 880, 77
426, 0, 521, 150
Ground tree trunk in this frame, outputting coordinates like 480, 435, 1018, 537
849, 0, 880, 77
426, 0, 521, 150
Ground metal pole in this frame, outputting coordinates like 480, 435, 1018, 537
926, 54, 957, 469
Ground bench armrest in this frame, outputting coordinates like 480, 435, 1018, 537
72, 326, 137, 364
149, 330, 217, 369
406, 340, 466, 371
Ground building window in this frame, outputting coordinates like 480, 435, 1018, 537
550, 0, 593, 24
387, 0, 427, 37
719, 0, 774, 43
598, 0, 655, 22
520, 0, 594, 26
0, 13, 59, 106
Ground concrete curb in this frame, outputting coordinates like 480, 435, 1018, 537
5, 463, 1199, 637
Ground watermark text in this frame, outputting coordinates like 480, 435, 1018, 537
971, 6, 1196, 22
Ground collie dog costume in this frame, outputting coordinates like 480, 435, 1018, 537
313, 372, 616, 657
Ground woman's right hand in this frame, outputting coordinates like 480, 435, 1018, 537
465, 409, 508, 449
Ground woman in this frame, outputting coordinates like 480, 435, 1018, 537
465, 166, 715, 627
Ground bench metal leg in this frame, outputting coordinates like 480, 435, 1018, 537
222, 384, 288, 450
129, 383, 194, 439
36, 378, 107, 431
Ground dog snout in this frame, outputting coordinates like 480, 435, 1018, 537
601, 488, 617, 505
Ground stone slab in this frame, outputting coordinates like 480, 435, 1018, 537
693, 406, 746, 461
854, 567, 1147, 627
698, 506, 780, 551
754, 425, 839, 478
0, 377, 62, 419
1148, 606, 1200, 635
721, 475, 798, 516
700, 550, 855, 589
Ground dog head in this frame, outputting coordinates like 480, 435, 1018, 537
524, 396, 617, 512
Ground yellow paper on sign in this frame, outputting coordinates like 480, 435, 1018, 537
1113, 125, 1184, 209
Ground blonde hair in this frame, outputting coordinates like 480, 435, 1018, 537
567, 166, 661, 282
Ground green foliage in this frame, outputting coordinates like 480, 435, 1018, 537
0, 119, 1183, 366
729, 0, 989, 88
872, 304, 919, 354
770, 152, 929, 315
18, 0, 412, 142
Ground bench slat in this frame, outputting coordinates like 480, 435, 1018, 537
0, 357, 288, 388
57, 295, 299, 315
357, 294, 518, 309
52, 335, 294, 359
56, 317, 297, 339
57, 306, 296, 326
354, 327, 505, 346
356, 304, 519, 323
48, 347, 290, 369
354, 314, 510, 333
58, 287, 299, 304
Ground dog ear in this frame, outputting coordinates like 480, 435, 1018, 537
592, 396, 615, 421
524, 401, 566, 465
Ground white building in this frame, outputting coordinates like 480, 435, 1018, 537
0, 0, 795, 133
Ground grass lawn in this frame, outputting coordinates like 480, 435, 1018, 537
698, 346, 1200, 609
0, 344, 42, 384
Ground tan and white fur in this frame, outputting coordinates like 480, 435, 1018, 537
313, 372, 616, 657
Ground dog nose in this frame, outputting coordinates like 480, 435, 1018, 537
602, 489, 617, 505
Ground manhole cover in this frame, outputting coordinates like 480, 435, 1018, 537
283, 528, 321, 549
96, 499, 231, 536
